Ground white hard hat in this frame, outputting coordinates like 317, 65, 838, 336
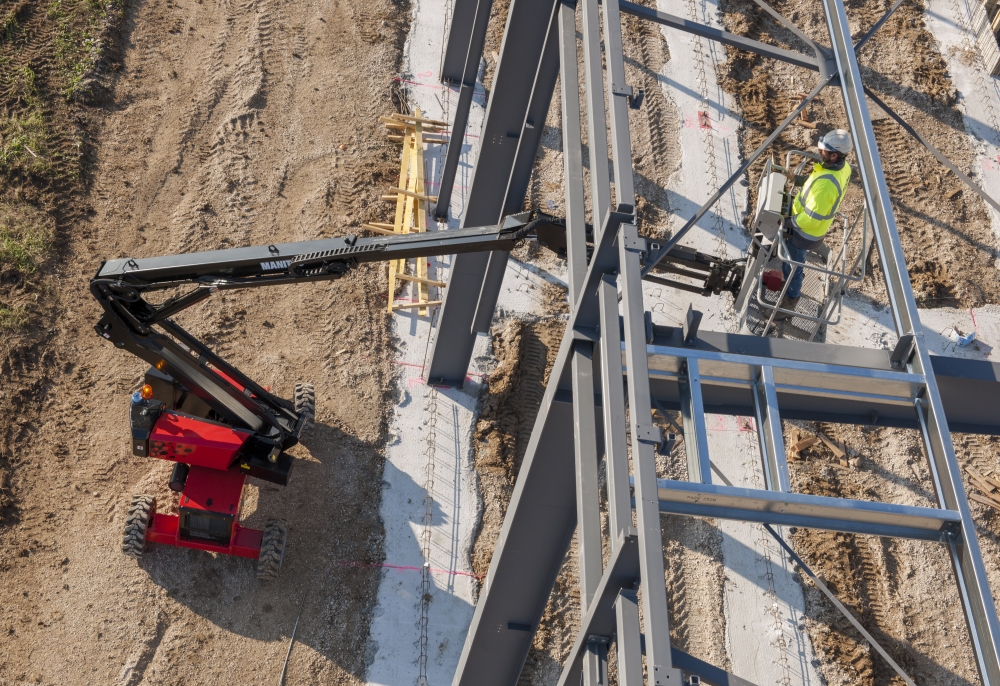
818, 129, 853, 155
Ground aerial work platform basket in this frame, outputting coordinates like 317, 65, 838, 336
736, 152, 873, 341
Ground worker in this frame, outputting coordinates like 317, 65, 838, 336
774, 129, 853, 320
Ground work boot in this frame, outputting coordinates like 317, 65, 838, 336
772, 295, 800, 320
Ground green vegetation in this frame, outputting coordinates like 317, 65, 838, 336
0, 0, 120, 332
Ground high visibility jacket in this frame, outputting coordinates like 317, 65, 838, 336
791, 162, 852, 238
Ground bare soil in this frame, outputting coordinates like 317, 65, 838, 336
0, 0, 414, 681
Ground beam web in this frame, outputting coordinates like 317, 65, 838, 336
619, 223, 673, 681
756, 365, 789, 492
573, 342, 604, 611
559, 0, 589, 298
582, 0, 612, 226
599, 276, 632, 548
615, 591, 644, 685
680, 358, 711, 483
602, 0, 635, 211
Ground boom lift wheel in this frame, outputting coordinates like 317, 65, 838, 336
257, 517, 287, 581
122, 494, 155, 559
294, 382, 315, 437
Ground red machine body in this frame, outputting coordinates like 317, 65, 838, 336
145, 466, 263, 559
148, 411, 251, 470
123, 368, 297, 577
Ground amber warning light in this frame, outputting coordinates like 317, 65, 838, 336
140, 384, 154, 400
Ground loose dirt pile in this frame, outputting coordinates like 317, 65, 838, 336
0, 0, 414, 681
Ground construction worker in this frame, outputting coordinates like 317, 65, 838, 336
774, 129, 853, 319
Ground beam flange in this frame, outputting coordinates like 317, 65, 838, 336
655, 478, 961, 541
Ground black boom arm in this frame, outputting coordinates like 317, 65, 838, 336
91, 210, 743, 452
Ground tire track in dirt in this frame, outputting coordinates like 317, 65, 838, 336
0, 0, 413, 680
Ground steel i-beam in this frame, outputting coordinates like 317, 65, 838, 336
820, 0, 1000, 680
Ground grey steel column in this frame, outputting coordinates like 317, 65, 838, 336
755, 366, 789, 492
582, 0, 611, 225
615, 590, 644, 686
441, 0, 485, 82
558, 0, 588, 298
471, 4, 562, 334
573, 342, 603, 608
452, 211, 632, 686
679, 358, 711, 484
601, 0, 635, 211
427, 0, 561, 386
598, 276, 632, 548
619, 223, 674, 684
435, 0, 495, 219
820, 0, 1000, 680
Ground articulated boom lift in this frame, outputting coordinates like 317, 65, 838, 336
91, 210, 743, 579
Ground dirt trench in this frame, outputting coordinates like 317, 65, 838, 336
0, 0, 413, 681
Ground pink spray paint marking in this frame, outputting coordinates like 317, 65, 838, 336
336, 560, 484, 579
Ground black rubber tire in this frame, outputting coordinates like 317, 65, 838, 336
294, 382, 315, 437
122, 495, 155, 559
257, 518, 287, 581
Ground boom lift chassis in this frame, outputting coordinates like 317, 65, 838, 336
92, 211, 741, 579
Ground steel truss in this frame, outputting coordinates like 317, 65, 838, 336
439, 0, 1000, 683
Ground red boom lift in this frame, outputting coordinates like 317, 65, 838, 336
91, 211, 742, 579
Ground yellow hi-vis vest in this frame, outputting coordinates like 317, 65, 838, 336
791, 162, 852, 238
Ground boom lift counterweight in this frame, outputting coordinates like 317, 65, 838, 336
93, 211, 744, 577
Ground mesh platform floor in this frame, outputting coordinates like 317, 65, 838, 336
743, 250, 829, 341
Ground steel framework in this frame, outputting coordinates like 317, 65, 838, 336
435, 0, 1000, 683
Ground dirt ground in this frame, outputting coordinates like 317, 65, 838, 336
0, 0, 413, 681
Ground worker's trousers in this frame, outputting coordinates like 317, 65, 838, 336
781, 241, 809, 299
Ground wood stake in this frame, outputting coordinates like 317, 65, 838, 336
362, 224, 398, 235
391, 300, 442, 310
394, 273, 446, 287
390, 112, 448, 126
391, 187, 438, 202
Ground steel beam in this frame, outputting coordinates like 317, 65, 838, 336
557, 529, 640, 686
755, 366, 789, 492
452, 211, 632, 686
615, 591, 644, 686
441, 0, 487, 82
469, 4, 562, 334
427, 0, 560, 386
654, 478, 961, 541
618, 1, 818, 71
435, 0, 495, 218
573, 342, 603, 611
582, 0, 611, 225
602, 0, 635, 211
558, 0, 588, 299
599, 276, 632, 548
680, 358, 711, 483
619, 224, 674, 684
821, 0, 1000, 679
639, 328, 1000, 433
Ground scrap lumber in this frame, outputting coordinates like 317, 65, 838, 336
964, 465, 1000, 511
816, 431, 846, 459
375, 107, 440, 315
389, 112, 448, 126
